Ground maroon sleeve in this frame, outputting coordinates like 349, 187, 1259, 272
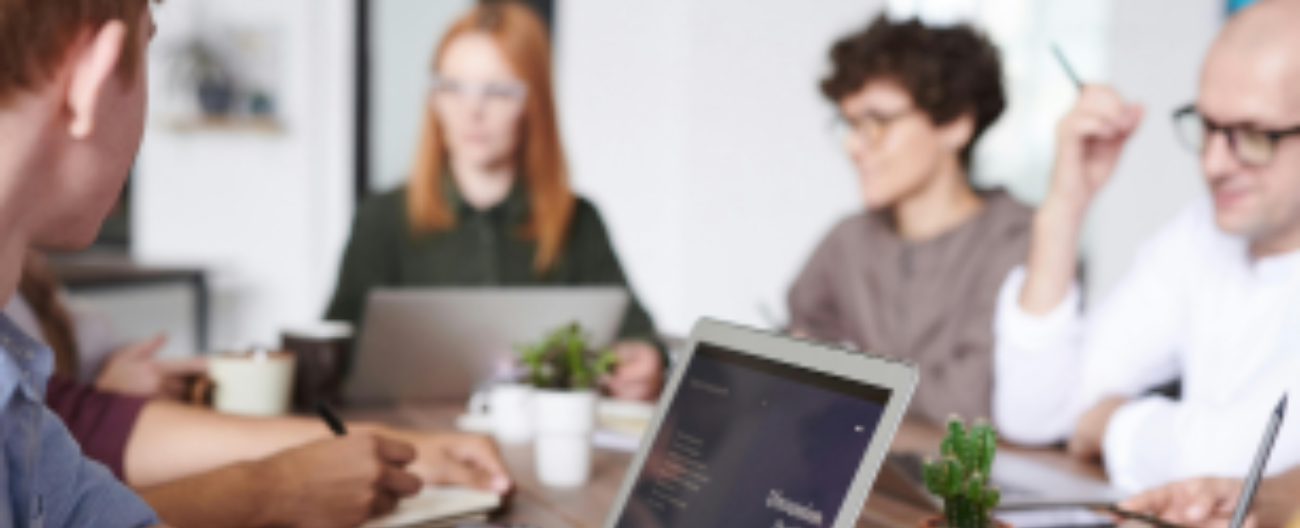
44, 375, 148, 481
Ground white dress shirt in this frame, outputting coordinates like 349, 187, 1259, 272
993, 198, 1300, 492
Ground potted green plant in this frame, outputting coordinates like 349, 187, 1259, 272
921, 417, 1008, 528
518, 323, 618, 390
517, 323, 618, 488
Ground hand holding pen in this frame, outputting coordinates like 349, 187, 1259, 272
1114, 395, 1287, 528
1044, 44, 1145, 222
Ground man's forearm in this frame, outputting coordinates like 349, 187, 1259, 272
126, 400, 331, 487
140, 462, 277, 528
1019, 201, 1085, 315
1258, 468, 1300, 528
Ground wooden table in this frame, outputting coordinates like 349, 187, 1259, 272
349, 404, 1108, 528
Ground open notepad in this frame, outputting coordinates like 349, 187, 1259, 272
457, 398, 657, 453
361, 487, 502, 528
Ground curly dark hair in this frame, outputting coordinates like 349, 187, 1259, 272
822, 15, 1006, 171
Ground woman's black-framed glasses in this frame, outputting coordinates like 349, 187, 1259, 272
1173, 104, 1300, 167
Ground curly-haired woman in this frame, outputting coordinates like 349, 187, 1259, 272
787, 15, 1032, 425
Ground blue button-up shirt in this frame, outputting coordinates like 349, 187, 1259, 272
0, 314, 157, 527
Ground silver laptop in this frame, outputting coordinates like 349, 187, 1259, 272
604, 319, 919, 528
877, 451, 1124, 512
347, 287, 629, 405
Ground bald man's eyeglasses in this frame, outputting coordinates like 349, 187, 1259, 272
1174, 105, 1300, 167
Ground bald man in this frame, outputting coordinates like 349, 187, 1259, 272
992, 0, 1300, 492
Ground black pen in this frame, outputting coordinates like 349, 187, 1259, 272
1229, 394, 1288, 528
1052, 43, 1084, 90
316, 399, 349, 436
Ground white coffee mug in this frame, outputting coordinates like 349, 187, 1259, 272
488, 384, 536, 445
208, 349, 296, 416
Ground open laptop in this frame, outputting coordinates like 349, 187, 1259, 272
347, 287, 629, 405
876, 451, 1124, 511
603, 318, 919, 528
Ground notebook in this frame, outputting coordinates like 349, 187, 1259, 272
362, 486, 502, 528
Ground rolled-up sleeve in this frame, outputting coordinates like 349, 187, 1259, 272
1101, 397, 1181, 492
44, 376, 148, 481
1102, 373, 1300, 492
995, 205, 1195, 449
993, 266, 1085, 445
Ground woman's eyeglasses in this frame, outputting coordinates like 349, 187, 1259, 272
1173, 105, 1300, 167
429, 75, 529, 107
832, 109, 918, 144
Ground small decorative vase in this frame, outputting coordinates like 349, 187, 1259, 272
197, 79, 235, 116
533, 389, 597, 488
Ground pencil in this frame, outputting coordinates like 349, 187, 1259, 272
1052, 43, 1084, 90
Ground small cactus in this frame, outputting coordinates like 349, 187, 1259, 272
923, 417, 1002, 528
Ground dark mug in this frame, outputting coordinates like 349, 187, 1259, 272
282, 322, 354, 411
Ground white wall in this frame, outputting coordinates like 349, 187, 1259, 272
558, 0, 879, 335
122, 0, 1223, 349
1084, 0, 1219, 300
973, 0, 1111, 203
133, 0, 355, 352
560, 0, 1225, 335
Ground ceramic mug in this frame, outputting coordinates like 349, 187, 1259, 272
207, 349, 296, 416
281, 322, 353, 410
480, 384, 536, 445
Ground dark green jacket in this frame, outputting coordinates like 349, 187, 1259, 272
324, 183, 659, 346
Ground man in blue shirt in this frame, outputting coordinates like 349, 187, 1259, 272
1, 315, 156, 527
0, 2, 429, 527
0, 1, 163, 524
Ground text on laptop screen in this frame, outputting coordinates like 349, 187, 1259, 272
614, 343, 892, 528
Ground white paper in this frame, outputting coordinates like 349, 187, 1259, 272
995, 508, 1113, 528
361, 487, 501, 528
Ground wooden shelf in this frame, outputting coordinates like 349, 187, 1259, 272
160, 115, 286, 135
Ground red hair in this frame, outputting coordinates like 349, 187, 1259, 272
407, 0, 574, 272
0, 0, 158, 105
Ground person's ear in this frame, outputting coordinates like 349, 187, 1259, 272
67, 21, 128, 139
939, 112, 976, 155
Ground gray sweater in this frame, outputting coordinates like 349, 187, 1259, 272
787, 190, 1033, 425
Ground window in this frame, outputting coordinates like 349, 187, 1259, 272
973, 0, 1112, 202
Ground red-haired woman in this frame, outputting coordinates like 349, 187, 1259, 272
325, 1, 663, 401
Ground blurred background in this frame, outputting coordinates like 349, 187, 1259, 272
64, 0, 1222, 357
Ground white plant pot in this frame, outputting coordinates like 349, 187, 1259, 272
489, 384, 536, 445
534, 389, 597, 488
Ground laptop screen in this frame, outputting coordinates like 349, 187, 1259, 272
613, 342, 893, 528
